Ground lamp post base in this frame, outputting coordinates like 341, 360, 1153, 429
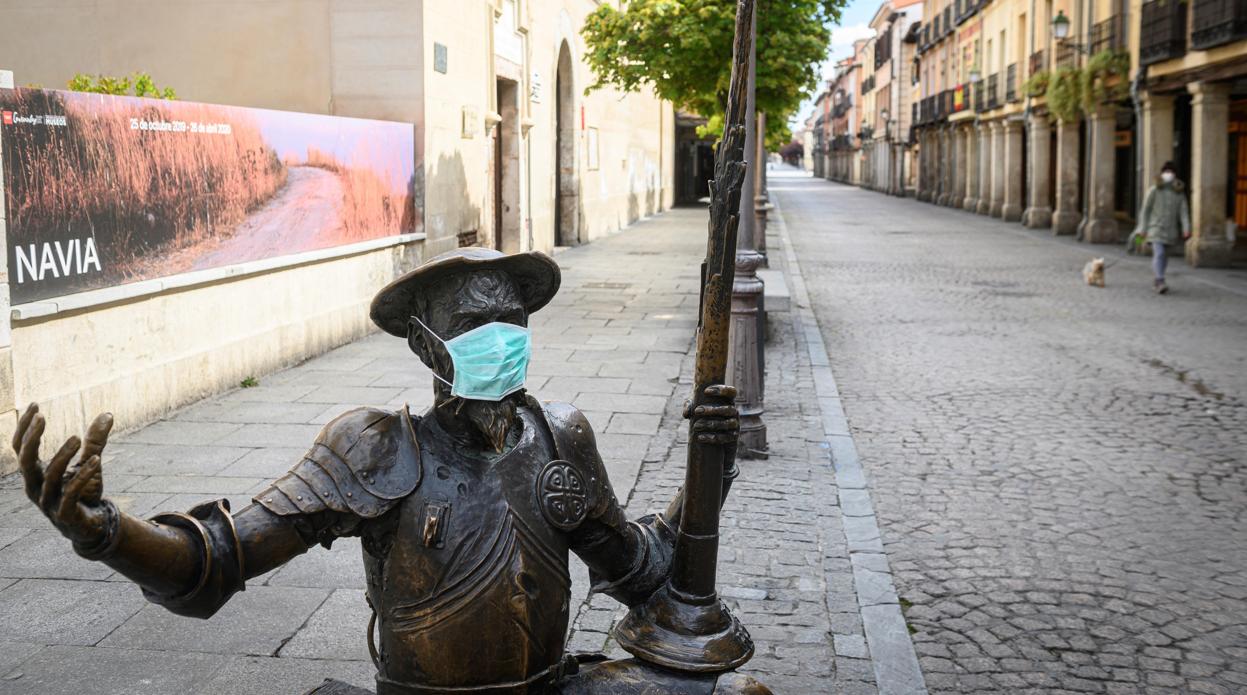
613, 583, 755, 673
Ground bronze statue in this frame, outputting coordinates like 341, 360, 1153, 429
12, 248, 765, 695
14, 2, 767, 691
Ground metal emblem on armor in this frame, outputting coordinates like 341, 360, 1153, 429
537, 460, 588, 530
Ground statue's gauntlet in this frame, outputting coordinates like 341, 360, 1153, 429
586, 510, 677, 607
70, 499, 123, 560
80, 499, 246, 619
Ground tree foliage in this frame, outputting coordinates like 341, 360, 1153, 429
582, 0, 842, 149
68, 72, 177, 100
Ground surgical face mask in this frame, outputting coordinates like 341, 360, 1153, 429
1161, 171, 1175, 184
409, 315, 531, 401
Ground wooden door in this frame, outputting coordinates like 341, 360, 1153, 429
1231, 99, 1247, 248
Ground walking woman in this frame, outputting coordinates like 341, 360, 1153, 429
1136, 161, 1191, 294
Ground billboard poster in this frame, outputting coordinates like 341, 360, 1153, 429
0, 87, 419, 305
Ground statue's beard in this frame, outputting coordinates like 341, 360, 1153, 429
437, 389, 518, 453
462, 397, 516, 452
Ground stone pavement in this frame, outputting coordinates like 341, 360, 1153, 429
0, 205, 917, 693
773, 167, 1247, 694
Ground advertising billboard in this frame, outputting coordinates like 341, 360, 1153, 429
0, 87, 419, 305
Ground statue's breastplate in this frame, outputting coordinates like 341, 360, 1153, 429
367, 407, 571, 691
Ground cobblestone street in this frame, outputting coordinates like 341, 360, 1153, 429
774, 169, 1247, 694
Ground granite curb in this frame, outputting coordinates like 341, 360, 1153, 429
771, 189, 929, 695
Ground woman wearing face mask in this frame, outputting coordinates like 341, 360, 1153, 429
1136, 161, 1191, 294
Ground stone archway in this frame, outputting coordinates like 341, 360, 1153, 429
555, 41, 579, 246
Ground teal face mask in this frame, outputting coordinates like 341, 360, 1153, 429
409, 315, 531, 401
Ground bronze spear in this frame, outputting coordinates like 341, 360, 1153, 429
613, 0, 755, 672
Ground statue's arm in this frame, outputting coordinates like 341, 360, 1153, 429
553, 387, 738, 607
83, 499, 324, 618
539, 402, 675, 607
569, 499, 677, 608
13, 404, 416, 619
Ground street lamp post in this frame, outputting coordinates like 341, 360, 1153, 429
729, 0, 767, 459
1051, 9, 1092, 55
755, 111, 770, 264
1052, 10, 1071, 40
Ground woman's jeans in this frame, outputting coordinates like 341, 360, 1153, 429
1153, 242, 1168, 282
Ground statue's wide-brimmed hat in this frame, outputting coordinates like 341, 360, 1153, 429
370, 247, 561, 337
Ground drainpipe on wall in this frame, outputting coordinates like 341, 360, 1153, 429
0, 74, 17, 473
1127, 0, 1146, 225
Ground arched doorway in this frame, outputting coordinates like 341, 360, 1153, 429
555, 42, 579, 246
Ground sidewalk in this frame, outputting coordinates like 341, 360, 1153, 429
0, 204, 921, 694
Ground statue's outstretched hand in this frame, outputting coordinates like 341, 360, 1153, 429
13, 404, 114, 546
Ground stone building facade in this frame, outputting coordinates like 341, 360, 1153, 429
831, 0, 1247, 268
0, 0, 675, 471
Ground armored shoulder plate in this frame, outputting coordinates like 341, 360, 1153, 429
255, 406, 422, 520
532, 400, 615, 528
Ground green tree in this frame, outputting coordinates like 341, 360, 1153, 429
67, 72, 176, 99
581, 0, 843, 149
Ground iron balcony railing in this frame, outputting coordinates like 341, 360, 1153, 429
1055, 41, 1078, 68
1090, 15, 1127, 54
955, 0, 979, 25
925, 95, 939, 124
942, 6, 953, 37
1191, 0, 1247, 50
974, 81, 986, 112
933, 13, 941, 40
1029, 50, 1047, 76
1006, 64, 1019, 103
1140, 0, 1187, 64
986, 73, 1000, 109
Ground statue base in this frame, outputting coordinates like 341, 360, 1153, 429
612, 584, 754, 673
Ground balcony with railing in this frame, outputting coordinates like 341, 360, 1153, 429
986, 73, 1000, 109
942, 6, 953, 36
956, 83, 972, 114
955, 0, 979, 25
974, 81, 985, 112
1191, 0, 1247, 50
1140, 0, 1187, 64
1006, 64, 1019, 103
1089, 15, 1126, 54
1029, 50, 1047, 76
1055, 41, 1078, 68
833, 97, 852, 119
